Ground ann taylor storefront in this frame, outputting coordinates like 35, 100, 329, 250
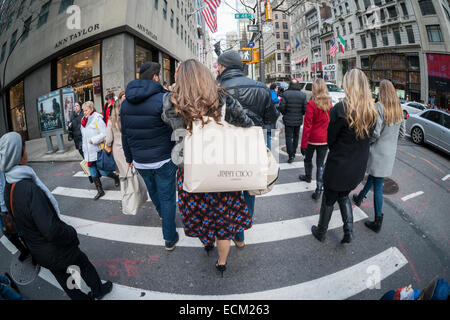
4, 33, 179, 140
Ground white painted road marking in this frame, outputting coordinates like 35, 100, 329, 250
401, 191, 424, 202
0, 240, 408, 300
56, 207, 367, 247
442, 174, 450, 181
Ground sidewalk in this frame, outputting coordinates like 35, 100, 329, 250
26, 134, 83, 163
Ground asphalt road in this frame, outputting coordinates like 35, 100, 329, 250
0, 133, 448, 300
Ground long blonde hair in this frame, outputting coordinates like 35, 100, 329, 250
379, 80, 403, 126
170, 59, 221, 132
342, 69, 378, 139
312, 78, 331, 111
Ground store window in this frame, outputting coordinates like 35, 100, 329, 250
56, 44, 102, 112
135, 44, 158, 79
59, 0, 74, 14
9, 81, 28, 140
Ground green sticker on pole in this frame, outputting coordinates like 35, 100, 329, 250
235, 13, 255, 19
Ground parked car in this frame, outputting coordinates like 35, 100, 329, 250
402, 102, 427, 118
405, 109, 450, 154
299, 82, 345, 106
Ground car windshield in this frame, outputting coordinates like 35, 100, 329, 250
327, 84, 344, 92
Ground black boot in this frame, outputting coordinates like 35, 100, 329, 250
338, 196, 354, 244
312, 166, 324, 200
93, 177, 105, 200
108, 172, 120, 188
352, 193, 366, 207
311, 195, 334, 242
365, 215, 383, 233
88, 176, 93, 184
299, 162, 313, 183
8, 234, 30, 262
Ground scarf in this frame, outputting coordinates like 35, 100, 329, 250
82, 110, 93, 128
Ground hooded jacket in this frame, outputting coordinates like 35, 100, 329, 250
217, 68, 279, 128
120, 79, 174, 164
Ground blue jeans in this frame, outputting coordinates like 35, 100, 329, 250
234, 191, 255, 242
89, 161, 111, 178
267, 130, 272, 150
0, 276, 25, 300
359, 175, 384, 217
137, 161, 177, 242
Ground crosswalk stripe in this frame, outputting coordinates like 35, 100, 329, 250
55, 207, 368, 247
52, 180, 317, 202
72, 161, 305, 178
0, 239, 408, 300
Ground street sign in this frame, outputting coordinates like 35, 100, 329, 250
247, 25, 259, 32
235, 13, 255, 19
248, 42, 255, 48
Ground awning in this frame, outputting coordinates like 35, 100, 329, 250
295, 59, 302, 65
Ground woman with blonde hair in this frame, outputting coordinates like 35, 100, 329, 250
352, 80, 404, 233
299, 78, 332, 200
162, 59, 254, 277
311, 69, 378, 244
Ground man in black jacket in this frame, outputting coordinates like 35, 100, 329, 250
216, 50, 279, 248
279, 80, 307, 163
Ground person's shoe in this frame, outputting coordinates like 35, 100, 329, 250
215, 260, 227, 278
299, 162, 313, 183
204, 245, 214, 256
352, 193, 365, 207
89, 281, 113, 300
311, 195, 334, 242
108, 172, 120, 188
4, 272, 20, 294
288, 157, 294, 164
93, 177, 105, 200
88, 176, 94, 184
165, 233, 179, 251
8, 234, 30, 262
233, 239, 245, 248
338, 196, 354, 244
365, 215, 384, 233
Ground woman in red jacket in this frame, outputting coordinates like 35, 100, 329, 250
299, 78, 332, 200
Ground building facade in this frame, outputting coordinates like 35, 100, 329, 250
0, 0, 200, 140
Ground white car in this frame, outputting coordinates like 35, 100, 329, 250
299, 82, 345, 106
401, 102, 427, 118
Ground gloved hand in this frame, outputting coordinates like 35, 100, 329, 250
301, 148, 307, 156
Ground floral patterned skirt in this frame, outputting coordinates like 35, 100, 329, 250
176, 168, 253, 247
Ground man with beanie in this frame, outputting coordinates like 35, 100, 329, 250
217, 50, 279, 248
121, 62, 179, 251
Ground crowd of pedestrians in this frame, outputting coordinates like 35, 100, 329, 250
0, 49, 410, 300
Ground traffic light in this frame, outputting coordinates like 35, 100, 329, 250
265, 1, 273, 21
214, 42, 221, 57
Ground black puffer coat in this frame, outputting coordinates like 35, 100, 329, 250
217, 68, 278, 128
323, 102, 372, 192
70, 111, 83, 142
5, 180, 81, 270
279, 89, 307, 127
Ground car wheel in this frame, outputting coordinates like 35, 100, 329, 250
411, 127, 424, 145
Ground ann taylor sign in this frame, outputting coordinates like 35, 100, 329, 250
55, 24, 101, 49
137, 24, 158, 41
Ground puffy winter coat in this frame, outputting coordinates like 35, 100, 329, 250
80, 112, 106, 163
279, 89, 307, 127
300, 100, 331, 149
121, 80, 174, 164
218, 68, 279, 128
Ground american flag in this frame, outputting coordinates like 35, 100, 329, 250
202, 0, 222, 33
329, 40, 338, 57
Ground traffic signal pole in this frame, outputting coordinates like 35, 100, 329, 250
257, 1, 265, 83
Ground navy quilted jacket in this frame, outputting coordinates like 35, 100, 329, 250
121, 79, 174, 164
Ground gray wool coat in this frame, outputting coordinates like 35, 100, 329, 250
367, 102, 405, 177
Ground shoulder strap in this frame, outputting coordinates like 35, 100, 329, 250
94, 119, 105, 149
9, 183, 17, 217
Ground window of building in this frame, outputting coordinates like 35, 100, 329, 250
400, 2, 408, 17
56, 44, 102, 111
0, 42, 6, 63
6, 14, 13, 31
387, 6, 397, 18
361, 34, 366, 48
426, 25, 443, 42
37, 1, 52, 28
176, 18, 179, 34
9, 81, 27, 139
405, 25, 415, 43
277, 42, 281, 49
283, 14, 286, 19
9, 30, 17, 54
275, 13, 278, 19
351, 38, 355, 49
380, 9, 385, 21
276, 32, 280, 39
371, 32, 377, 47
275, 22, 279, 29
162, 0, 167, 19
170, 10, 174, 28
16, 0, 26, 18
283, 22, 288, 29
358, 16, 363, 28
181, 25, 183, 39
278, 64, 282, 72
283, 32, 289, 39
277, 53, 281, 60
348, 22, 353, 33
59, 0, 74, 14
374, 0, 381, 5
393, 27, 401, 44
363, 0, 371, 10
154, 0, 158, 10
21, 16, 32, 42
418, 0, 436, 15
382, 29, 389, 45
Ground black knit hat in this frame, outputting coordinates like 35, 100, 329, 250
218, 50, 243, 70
139, 62, 153, 75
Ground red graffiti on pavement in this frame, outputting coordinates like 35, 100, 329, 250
91, 255, 161, 281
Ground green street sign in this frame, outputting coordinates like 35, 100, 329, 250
235, 13, 254, 19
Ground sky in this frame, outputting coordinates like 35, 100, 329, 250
214, 0, 241, 43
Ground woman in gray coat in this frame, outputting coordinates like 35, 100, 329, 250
352, 80, 405, 232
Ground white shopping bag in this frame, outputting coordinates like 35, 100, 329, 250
121, 167, 148, 215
